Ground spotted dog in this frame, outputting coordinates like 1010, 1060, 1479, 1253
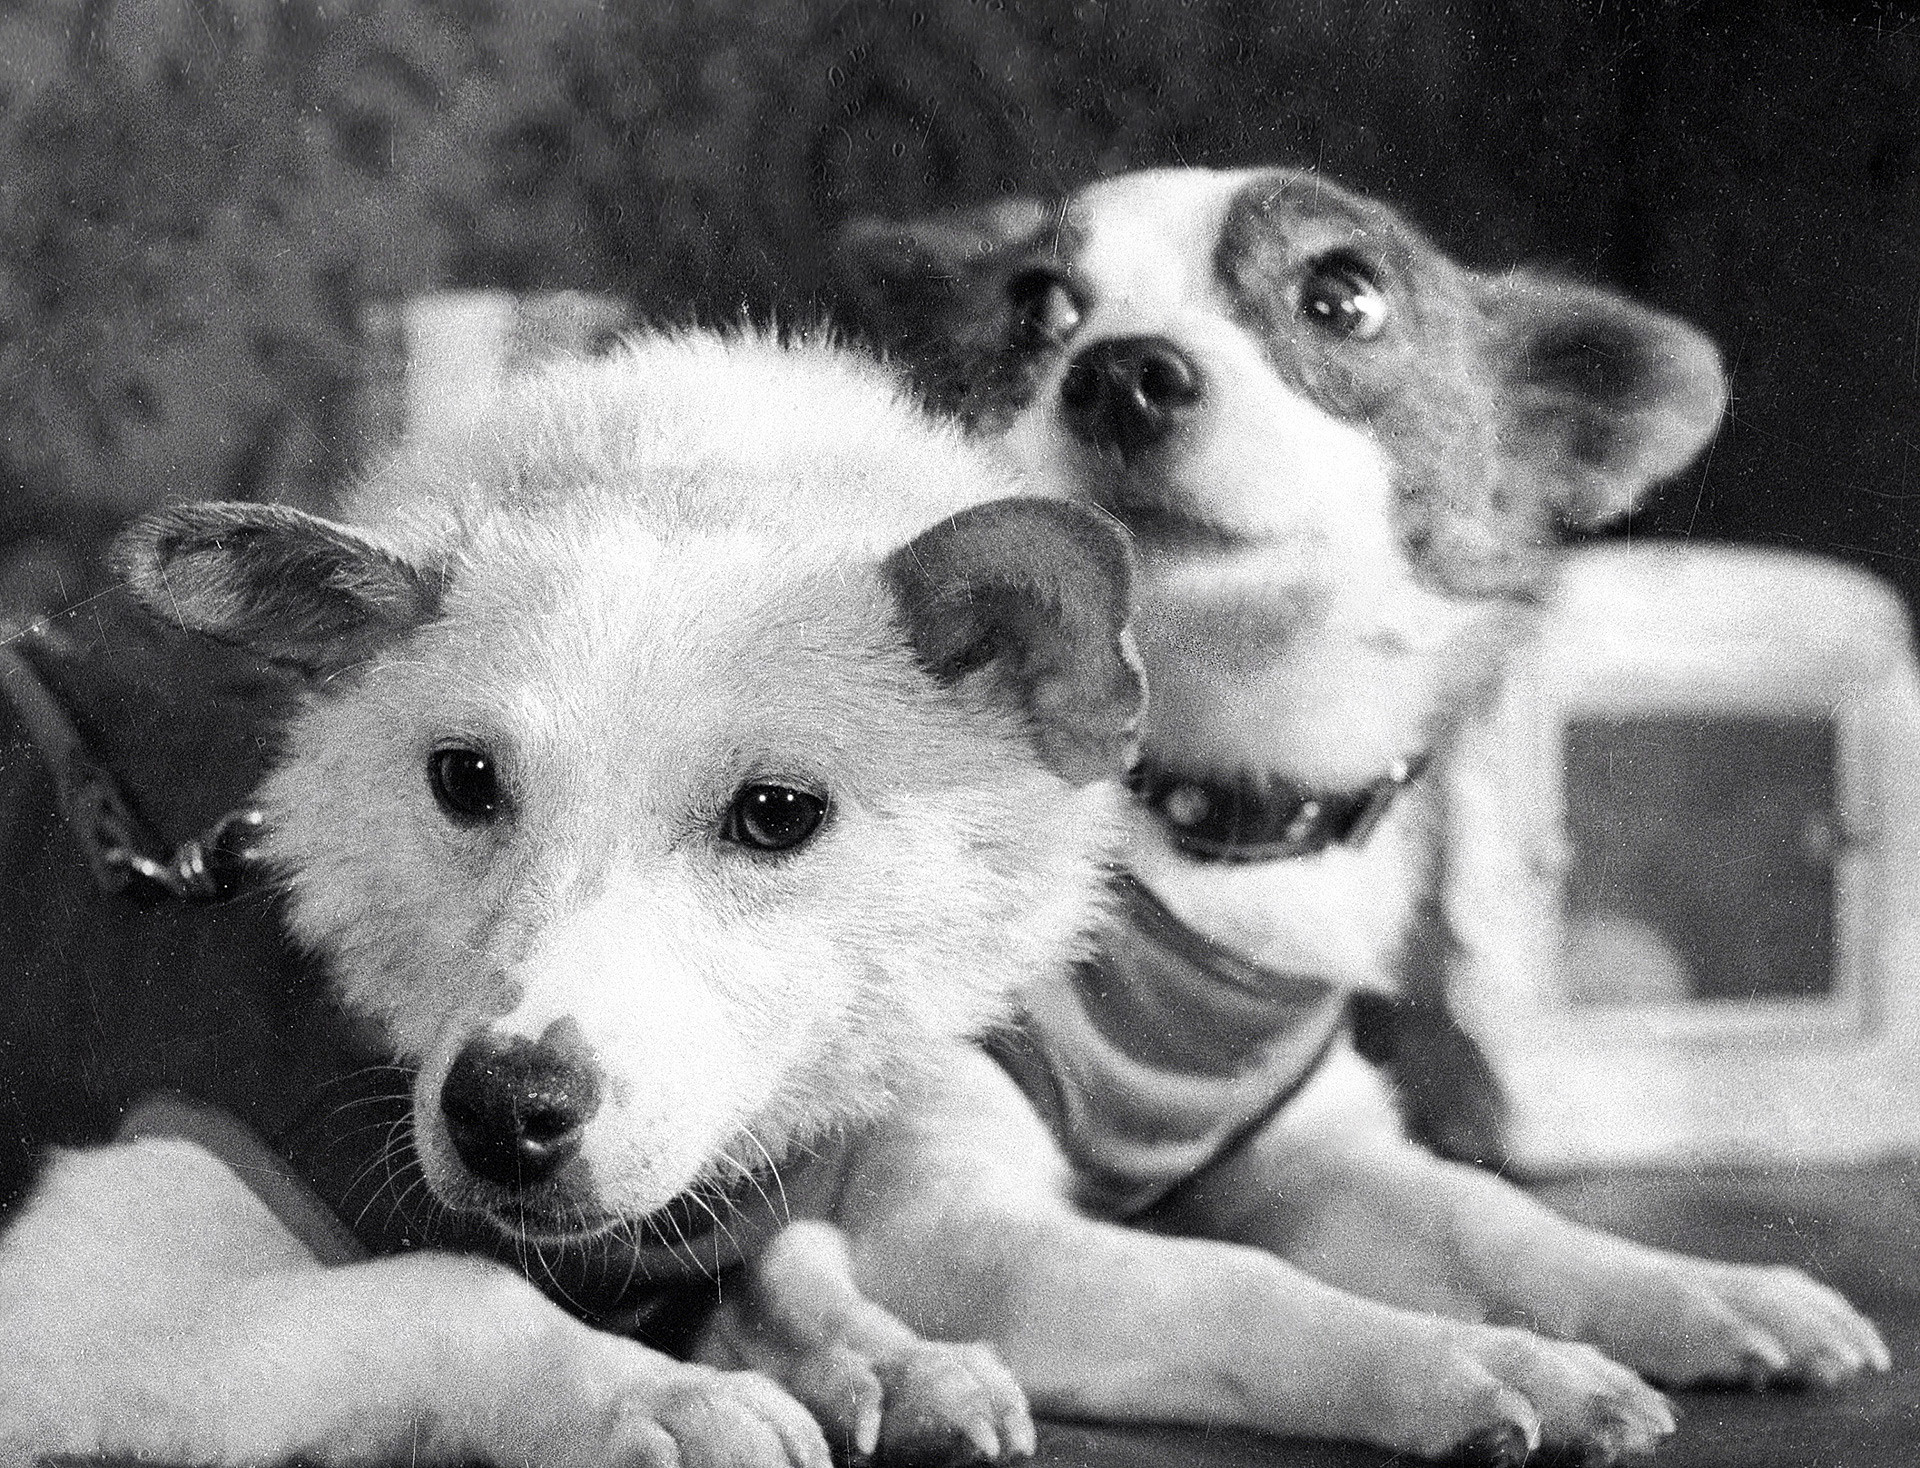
831, 167, 1889, 1462
0, 332, 1146, 1468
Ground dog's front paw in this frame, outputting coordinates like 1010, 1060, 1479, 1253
1580, 1258, 1891, 1391
1405, 1325, 1674, 1466
597, 1362, 833, 1468
780, 1336, 1034, 1465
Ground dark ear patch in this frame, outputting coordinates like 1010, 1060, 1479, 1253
835, 201, 1055, 388
837, 199, 1048, 318
1487, 272, 1728, 529
884, 498, 1143, 786
113, 502, 440, 674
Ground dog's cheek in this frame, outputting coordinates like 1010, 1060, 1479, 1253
834, 747, 1125, 1050
259, 701, 507, 1059
680, 932, 890, 1170
1180, 329, 1402, 552
575, 864, 935, 1169
1388, 376, 1560, 600
663, 749, 1123, 1153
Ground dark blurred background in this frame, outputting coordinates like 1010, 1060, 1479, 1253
0, 0, 1915, 613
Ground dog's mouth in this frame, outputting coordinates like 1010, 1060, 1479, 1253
1094, 491, 1249, 552
630, 1166, 784, 1248
473, 1159, 787, 1251
486, 1193, 625, 1246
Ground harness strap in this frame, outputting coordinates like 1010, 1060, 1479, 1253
0, 626, 269, 904
988, 870, 1350, 1219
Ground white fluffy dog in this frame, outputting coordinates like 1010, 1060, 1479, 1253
0, 332, 1142, 1467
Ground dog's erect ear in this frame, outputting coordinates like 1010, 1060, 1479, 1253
836, 199, 1048, 347
884, 498, 1143, 786
1485, 272, 1727, 530
113, 502, 440, 674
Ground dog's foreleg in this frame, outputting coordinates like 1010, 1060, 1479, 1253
1169, 1052, 1891, 1391
0, 1139, 829, 1468
837, 1049, 1674, 1464
1152, 1043, 1502, 1321
697, 1218, 1034, 1462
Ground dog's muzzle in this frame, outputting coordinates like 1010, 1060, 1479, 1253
1060, 335, 1201, 461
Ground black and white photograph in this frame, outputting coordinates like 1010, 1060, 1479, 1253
1, 3, 1917, 1465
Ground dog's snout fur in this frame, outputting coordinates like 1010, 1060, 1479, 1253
440, 1023, 604, 1190
1060, 335, 1201, 460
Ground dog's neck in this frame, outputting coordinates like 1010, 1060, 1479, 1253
1126, 552, 1505, 772
1129, 751, 1429, 864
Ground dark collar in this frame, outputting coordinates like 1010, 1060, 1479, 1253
0, 624, 269, 904
1129, 752, 1429, 864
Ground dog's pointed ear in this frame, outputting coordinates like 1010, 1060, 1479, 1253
835, 198, 1049, 350
884, 497, 1143, 786
113, 502, 441, 674
1485, 271, 1727, 529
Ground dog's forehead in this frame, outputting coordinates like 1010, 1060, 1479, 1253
448, 513, 871, 662
441, 521, 914, 718
1065, 169, 1260, 306
1215, 169, 1428, 282
1064, 167, 1419, 312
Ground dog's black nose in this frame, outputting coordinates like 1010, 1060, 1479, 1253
440, 1024, 603, 1190
1060, 336, 1201, 459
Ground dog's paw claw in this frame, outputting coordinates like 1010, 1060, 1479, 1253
783, 1336, 1032, 1465
1591, 1260, 1887, 1391
871, 1339, 1033, 1465
1793, 1347, 1863, 1391
1449, 1421, 1534, 1466
1731, 1331, 1790, 1389
1423, 1328, 1670, 1467
608, 1364, 831, 1468
1576, 1400, 1675, 1467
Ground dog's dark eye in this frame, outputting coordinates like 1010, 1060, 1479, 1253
723, 784, 827, 853
1299, 255, 1390, 341
430, 746, 503, 825
1008, 270, 1081, 349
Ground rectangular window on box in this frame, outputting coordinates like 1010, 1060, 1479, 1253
1447, 544, 1920, 1171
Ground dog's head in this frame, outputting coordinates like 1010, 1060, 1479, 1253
115, 333, 1141, 1245
843, 167, 1727, 784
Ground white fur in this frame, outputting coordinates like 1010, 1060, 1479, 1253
264, 334, 1124, 1224
0, 332, 1110, 1467
1134, 793, 1427, 988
